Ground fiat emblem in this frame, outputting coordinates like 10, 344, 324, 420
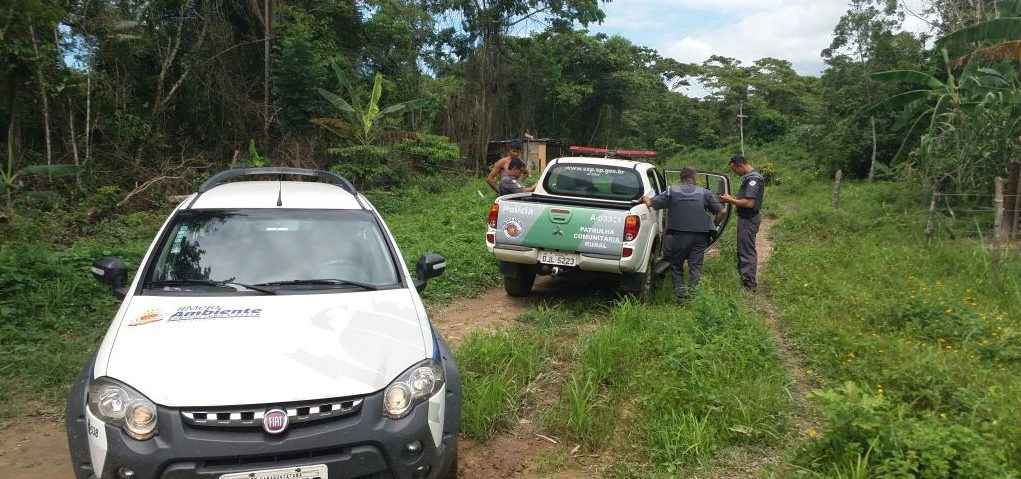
263, 408, 289, 434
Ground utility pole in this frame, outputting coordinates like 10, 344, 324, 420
737, 102, 748, 156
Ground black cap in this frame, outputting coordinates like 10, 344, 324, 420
509, 140, 523, 150
729, 155, 747, 165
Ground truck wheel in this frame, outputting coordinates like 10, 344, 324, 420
622, 259, 655, 300
503, 263, 537, 297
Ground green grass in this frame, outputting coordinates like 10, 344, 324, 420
766, 180, 1021, 477
0, 211, 166, 416
369, 177, 500, 303
539, 237, 792, 476
0, 175, 498, 420
455, 327, 549, 440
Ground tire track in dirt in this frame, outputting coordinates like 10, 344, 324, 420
440, 276, 611, 478
710, 217, 819, 478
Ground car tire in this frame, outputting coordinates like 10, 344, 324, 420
441, 449, 459, 478
503, 264, 536, 297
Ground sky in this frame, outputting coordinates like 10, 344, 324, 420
576, 0, 935, 80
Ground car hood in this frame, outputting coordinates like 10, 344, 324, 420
101, 289, 429, 407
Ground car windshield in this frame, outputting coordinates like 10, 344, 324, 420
143, 209, 400, 294
543, 163, 643, 201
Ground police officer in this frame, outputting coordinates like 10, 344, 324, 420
498, 158, 534, 196
721, 155, 765, 291
642, 167, 725, 301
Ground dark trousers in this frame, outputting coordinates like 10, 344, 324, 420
737, 215, 761, 289
664, 232, 711, 299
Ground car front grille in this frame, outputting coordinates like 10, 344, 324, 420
181, 398, 363, 430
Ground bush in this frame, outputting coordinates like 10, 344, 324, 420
393, 134, 461, 171
802, 382, 1012, 478
328, 144, 407, 188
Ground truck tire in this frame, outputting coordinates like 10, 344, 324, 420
502, 263, 537, 297
622, 258, 655, 300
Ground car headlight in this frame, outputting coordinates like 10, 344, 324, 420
88, 377, 158, 440
382, 359, 444, 419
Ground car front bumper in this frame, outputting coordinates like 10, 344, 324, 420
67, 350, 461, 479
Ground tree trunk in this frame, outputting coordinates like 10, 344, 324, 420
29, 25, 52, 170
868, 116, 878, 181
85, 70, 92, 166
263, 0, 272, 139
68, 98, 80, 188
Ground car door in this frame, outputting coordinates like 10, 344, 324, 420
663, 170, 733, 247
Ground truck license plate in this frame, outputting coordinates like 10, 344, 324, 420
220, 465, 328, 479
539, 252, 578, 267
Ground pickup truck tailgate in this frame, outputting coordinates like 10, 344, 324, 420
495, 201, 629, 257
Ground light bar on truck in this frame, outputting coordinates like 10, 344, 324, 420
568, 146, 658, 158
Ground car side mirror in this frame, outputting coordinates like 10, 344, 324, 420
414, 253, 446, 292
92, 257, 129, 299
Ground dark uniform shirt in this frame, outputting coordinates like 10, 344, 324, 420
498, 174, 524, 196
736, 171, 765, 218
649, 184, 723, 233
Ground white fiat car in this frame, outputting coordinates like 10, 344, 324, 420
66, 168, 460, 479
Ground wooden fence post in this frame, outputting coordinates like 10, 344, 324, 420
925, 190, 940, 240
993, 178, 1006, 279
994, 178, 1006, 243
832, 169, 843, 209
1007, 161, 1020, 240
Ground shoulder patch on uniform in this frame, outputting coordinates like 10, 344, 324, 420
749, 180, 757, 186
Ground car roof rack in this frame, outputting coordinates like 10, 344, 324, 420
198, 167, 357, 194
189, 167, 360, 209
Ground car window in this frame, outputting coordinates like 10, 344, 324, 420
646, 170, 662, 194
144, 209, 400, 294
543, 164, 643, 201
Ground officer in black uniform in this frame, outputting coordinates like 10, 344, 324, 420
642, 167, 725, 301
721, 155, 765, 291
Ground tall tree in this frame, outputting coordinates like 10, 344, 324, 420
429, 0, 607, 169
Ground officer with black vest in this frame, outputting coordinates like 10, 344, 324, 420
721, 155, 766, 291
642, 167, 725, 301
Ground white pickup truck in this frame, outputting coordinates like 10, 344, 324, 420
485, 156, 732, 297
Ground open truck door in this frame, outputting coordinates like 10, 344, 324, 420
662, 170, 733, 247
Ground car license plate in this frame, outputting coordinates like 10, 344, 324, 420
220, 465, 328, 479
539, 251, 578, 267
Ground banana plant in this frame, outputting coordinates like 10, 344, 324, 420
870, 48, 1020, 191
314, 64, 430, 145
2, 127, 79, 214
937, 0, 1021, 65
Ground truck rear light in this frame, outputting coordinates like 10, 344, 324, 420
486, 233, 495, 244
488, 203, 499, 229
622, 247, 633, 258
623, 215, 640, 242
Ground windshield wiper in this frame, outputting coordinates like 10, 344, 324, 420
147, 279, 277, 295
255, 278, 381, 291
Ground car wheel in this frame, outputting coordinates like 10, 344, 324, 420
441, 449, 459, 479
503, 264, 536, 297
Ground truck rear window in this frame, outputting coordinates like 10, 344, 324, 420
543, 164, 644, 201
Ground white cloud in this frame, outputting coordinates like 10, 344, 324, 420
661, 0, 847, 74
595, 0, 938, 76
